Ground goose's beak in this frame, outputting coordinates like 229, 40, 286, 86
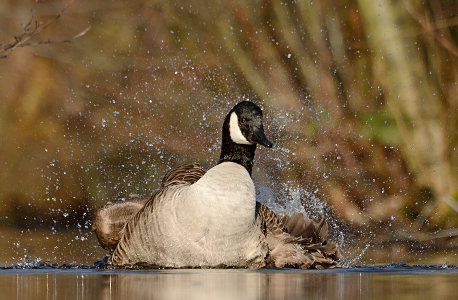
252, 126, 273, 148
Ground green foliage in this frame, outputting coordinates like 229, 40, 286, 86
360, 110, 400, 145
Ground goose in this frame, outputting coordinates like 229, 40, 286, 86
92, 101, 340, 268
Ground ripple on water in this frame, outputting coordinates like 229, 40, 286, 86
0, 262, 457, 300
1, 257, 457, 273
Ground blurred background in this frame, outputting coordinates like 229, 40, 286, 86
0, 0, 456, 265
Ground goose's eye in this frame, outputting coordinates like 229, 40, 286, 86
239, 117, 248, 123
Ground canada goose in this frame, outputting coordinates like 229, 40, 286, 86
92, 101, 340, 268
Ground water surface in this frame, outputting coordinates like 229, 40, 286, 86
1, 266, 456, 300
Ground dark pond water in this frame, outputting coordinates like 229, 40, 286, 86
1, 265, 457, 300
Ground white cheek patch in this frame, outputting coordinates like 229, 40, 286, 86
229, 112, 253, 145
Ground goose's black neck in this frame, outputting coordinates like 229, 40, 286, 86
218, 141, 256, 175
217, 114, 256, 175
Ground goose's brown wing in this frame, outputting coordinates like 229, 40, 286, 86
91, 195, 149, 252
257, 202, 341, 269
160, 163, 206, 188
92, 164, 206, 253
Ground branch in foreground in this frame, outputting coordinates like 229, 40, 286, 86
0, 4, 91, 59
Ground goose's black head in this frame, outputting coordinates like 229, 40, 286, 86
218, 101, 272, 175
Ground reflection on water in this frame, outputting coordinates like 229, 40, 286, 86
1, 268, 456, 300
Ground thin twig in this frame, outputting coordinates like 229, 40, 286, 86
0, 1, 90, 59
18, 26, 91, 48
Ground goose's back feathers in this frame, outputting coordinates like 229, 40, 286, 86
160, 163, 205, 188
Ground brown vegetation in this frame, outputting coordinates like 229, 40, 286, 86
0, 0, 456, 247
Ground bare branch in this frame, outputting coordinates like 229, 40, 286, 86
18, 26, 92, 48
0, 2, 90, 59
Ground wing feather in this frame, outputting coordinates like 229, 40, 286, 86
257, 202, 340, 269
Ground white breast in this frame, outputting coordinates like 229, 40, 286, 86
183, 162, 257, 234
